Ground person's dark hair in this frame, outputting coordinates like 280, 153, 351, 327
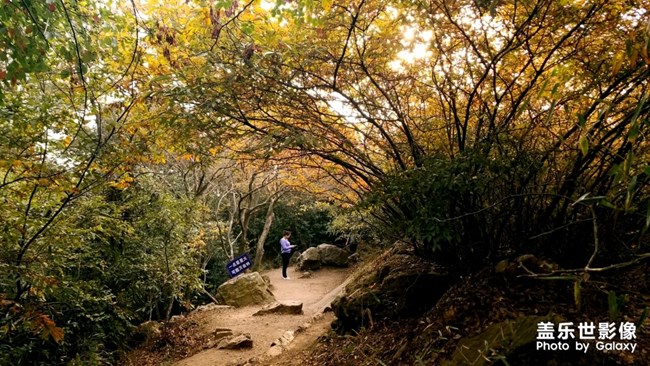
283, 230, 291, 237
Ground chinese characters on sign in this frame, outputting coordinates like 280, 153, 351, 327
226, 254, 252, 278
536, 321, 638, 353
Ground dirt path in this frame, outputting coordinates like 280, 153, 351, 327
173, 266, 350, 366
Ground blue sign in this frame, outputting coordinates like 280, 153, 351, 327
226, 253, 252, 278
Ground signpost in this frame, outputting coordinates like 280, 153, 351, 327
226, 253, 252, 278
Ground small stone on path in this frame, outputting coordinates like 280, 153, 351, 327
253, 301, 303, 316
270, 330, 295, 347
195, 304, 233, 313
214, 328, 233, 340
217, 333, 253, 350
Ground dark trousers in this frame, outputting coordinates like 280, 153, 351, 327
281, 252, 292, 278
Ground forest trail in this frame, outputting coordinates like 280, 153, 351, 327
173, 266, 351, 366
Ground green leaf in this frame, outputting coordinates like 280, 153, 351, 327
579, 134, 589, 156
551, 82, 560, 97
624, 151, 633, 176
81, 51, 95, 63
608, 291, 619, 321
149, 75, 171, 84
216, 0, 233, 9
59, 45, 73, 62
625, 38, 633, 57
537, 79, 549, 98
597, 105, 610, 122
625, 175, 637, 211
628, 122, 639, 142
630, 91, 647, 128
598, 199, 616, 209
241, 21, 254, 36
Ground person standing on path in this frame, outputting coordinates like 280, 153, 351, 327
280, 230, 296, 279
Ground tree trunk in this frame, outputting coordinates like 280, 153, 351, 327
165, 292, 174, 321
202, 288, 220, 304
238, 208, 251, 255
253, 196, 277, 271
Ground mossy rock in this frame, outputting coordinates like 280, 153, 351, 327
443, 315, 554, 366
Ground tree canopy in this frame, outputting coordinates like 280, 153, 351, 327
0, 0, 648, 364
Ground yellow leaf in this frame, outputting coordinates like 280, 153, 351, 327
323, 0, 333, 12
612, 52, 624, 76
579, 134, 589, 156
153, 154, 167, 164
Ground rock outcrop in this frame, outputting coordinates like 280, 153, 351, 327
215, 272, 275, 307
296, 244, 351, 271
296, 247, 322, 271
317, 244, 349, 267
331, 243, 450, 333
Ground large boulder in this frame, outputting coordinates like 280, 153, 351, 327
289, 251, 301, 265
317, 244, 349, 267
261, 274, 274, 290
215, 272, 275, 307
331, 245, 450, 333
297, 247, 322, 271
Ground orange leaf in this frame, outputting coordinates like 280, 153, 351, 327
30, 314, 65, 343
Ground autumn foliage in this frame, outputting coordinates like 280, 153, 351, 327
0, 0, 648, 364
